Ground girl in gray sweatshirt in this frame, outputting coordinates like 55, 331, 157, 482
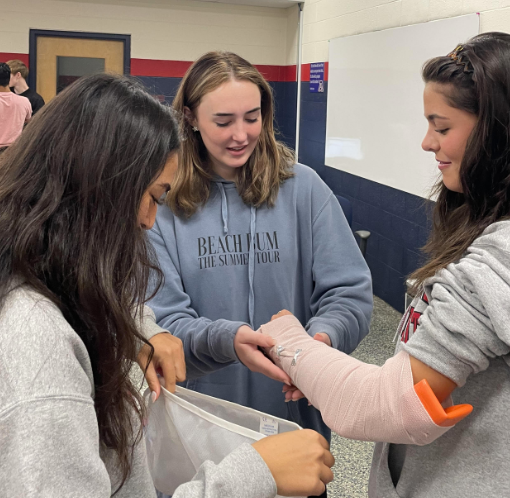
260, 32, 510, 497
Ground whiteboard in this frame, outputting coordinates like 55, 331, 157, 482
325, 15, 479, 198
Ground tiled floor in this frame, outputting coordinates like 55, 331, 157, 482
328, 296, 402, 498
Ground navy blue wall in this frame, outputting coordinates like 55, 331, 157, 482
298, 81, 432, 312
271, 81, 297, 149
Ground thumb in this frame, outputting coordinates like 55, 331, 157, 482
144, 362, 161, 402
248, 332, 276, 349
314, 333, 327, 343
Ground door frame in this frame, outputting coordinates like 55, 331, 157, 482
28, 29, 131, 90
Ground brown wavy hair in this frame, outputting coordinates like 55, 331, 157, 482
0, 74, 180, 493
411, 32, 510, 289
170, 51, 294, 217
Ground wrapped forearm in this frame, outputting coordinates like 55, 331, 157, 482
260, 316, 454, 445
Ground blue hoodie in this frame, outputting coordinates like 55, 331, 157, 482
147, 163, 373, 437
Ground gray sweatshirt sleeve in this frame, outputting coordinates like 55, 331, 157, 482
403, 223, 510, 386
305, 191, 373, 354
147, 221, 248, 379
173, 443, 277, 498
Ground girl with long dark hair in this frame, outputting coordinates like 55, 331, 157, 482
261, 32, 510, 497
0, 73, 334, 497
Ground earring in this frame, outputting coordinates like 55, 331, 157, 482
192, 126, 199, 132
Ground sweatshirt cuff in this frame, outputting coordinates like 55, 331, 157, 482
307, 322, 342, 351
217, 443, 277, 498
212, 319, 250, 363
135, 305, 168, 352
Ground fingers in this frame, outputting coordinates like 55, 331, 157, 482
323, 448, 336, 469
320, 465, 335, 487
253, 354, 293, 385
174, 346, 186, 382
143, 362, 161, 401
245, 332, 276, 349
270, 309, 293, 321
313, 432, 329, 451
313, 333, 332, 347
161, 359, 177, 393
285, 388, 306, 402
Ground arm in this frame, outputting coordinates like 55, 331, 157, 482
307, 192, 373, 353
0, 397, 114, 497
24, 99, 32, 123
147, 221, 245, 378
173, 430, 334, 498
147, 221, 288, 384
260, 314, 471, 445
0, 300, 112, 496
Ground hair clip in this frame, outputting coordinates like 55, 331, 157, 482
447, 44, 474, 74
447, 45, 463, 61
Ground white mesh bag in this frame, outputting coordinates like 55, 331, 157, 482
144, 386, 301, 497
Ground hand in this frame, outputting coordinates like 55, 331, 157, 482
137, 332, 186, 401
271, 309, 294, 321
271, 311, 332, 347
314, 332, 332, 347
252, 429, 335, 496
234, 325, 292, 386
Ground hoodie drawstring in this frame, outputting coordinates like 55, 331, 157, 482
218, 183, 229, 235
248, 206, 256, 328
217, 182, 256, 328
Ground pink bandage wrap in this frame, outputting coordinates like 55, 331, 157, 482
260, 315, 452, 445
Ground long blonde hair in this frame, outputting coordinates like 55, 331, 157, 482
170, 51, 295, 217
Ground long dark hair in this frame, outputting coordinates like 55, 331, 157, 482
171, 51, 294, 217
0, 73, 180, 491
412, 32, 510, 287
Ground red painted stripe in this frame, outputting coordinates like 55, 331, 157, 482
254, 64, 282, 82
282, 65, 297, 82
131, 58, 301, 82
0, 53, 29, 66
131, 58, 192, 78
1, 53, 327, 83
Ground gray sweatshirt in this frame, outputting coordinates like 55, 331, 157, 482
0, 284, 276, 498
370, 221, 510, 497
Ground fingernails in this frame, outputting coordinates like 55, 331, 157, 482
285, 381, 292, 387
151, 391, 157, 403
285, 398, 291, 402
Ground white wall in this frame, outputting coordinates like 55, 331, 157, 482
0, 0, 294, 65
302, 0, 510, 63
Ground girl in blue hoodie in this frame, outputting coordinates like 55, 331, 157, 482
147, 51, 373, 476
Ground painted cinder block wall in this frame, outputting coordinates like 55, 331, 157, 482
298, 0, 510, 311
0, 0, 299, 146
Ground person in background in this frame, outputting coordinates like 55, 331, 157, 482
7, 59, 45, 115
261, 32, 510, 498
147, 51, 372, 497
0, 62, 31, 152
0, 72, 334, 498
